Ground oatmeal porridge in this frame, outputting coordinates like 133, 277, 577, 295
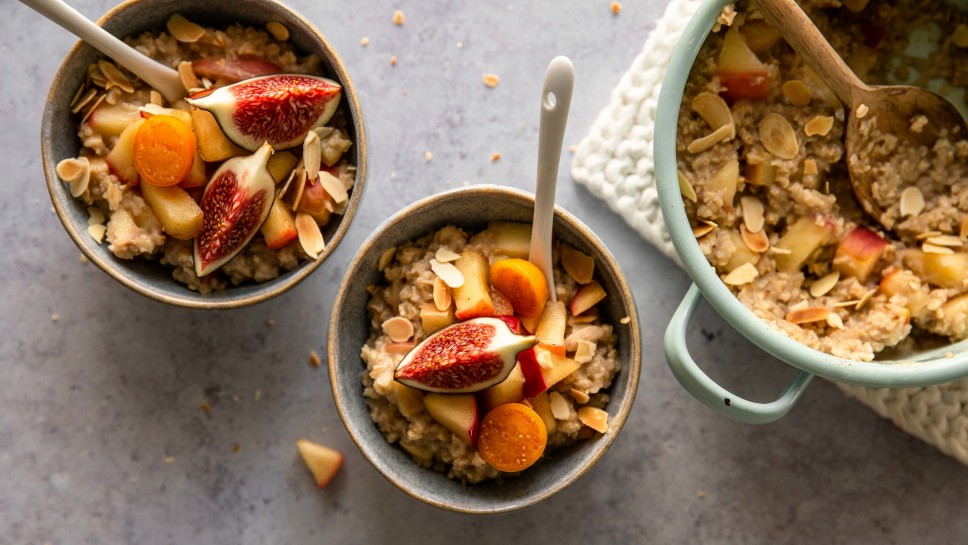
679, 0, 967, 361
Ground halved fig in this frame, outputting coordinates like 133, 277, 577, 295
193, 142, 276, 276
186, 74, 342, 151
393, 317, 539, 393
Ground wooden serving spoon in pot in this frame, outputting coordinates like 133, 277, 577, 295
755, 0, 967, 231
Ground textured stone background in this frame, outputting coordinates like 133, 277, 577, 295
2, 1, 967, 543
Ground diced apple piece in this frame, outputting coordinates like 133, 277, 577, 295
716, 26, 771, 101
485, 221, 531, 259
480, 363, 526, 413
774, 215, 835, 272
833, 227, 888, 282
745, 159, 775, 186
105, 118, 144, 186
191, 107, 246, 162
419, 302, 456, 334
140, 182, 203, 240
192, 55, 283, 84
570, 281, 607, 316
879, 269, 929, 315
706, 157, 739, 209
296, 439, 343, 489
529, 391, 557, 434
520, 347, 583, 399
267, 150, 299, 184
391, 381, 425, 419
453, 250, 495, 320
298, 177, 335, 218
520, 313, 542, 335
722, 229, 760, 272
560, 244, 595, 284
86, 103, 142, 137
740, 19, 782, 56
261, 199, 298, 250
535, 300, 567, 355
180, 145, 208, 188
423, 393, 479, 445
902, 250, 968, 290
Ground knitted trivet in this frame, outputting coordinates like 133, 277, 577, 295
571, 0, 968, 465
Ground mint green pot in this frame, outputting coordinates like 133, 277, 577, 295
655, 0, 968, 424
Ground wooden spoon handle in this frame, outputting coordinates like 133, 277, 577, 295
754, 0, 867, 106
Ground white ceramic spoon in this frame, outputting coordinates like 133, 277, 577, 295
19, 0, 185, 102
529, 56, 575, 303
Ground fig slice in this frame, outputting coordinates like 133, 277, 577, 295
186, 74, 342, 151
193, 142, 276, 277
393, 317, 539, 394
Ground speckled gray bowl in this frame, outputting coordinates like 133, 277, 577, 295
328, 185, 641, 514
41, 0, 366, 309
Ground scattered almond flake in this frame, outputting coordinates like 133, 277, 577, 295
79, 254, 88, 264
232, 443, 241, 453
759, 113, 799, 159
789, 300, 809, 312
899, 187, 925, 218
568, 144, 577, 153
741, 224, 769, 253
678, 169, 697, 203
424, 151, 433, 162
770, 246, 792, 255
433, 277, 452, 311
740, 196, 765, 233
856, 288, 877, 310
456, 41, 464, 48
177, 61, 200, 92
697, 490, 706, 499
691, 92, 735, 138
201, 77, 213, 89
382, 316, 415, 342
723, 263, 758, 285
954, 24, 968, 48
926, 235, 963, 248
393, 10, 405, 25
430, 259, 464, 288
254, 390, 262, 401
802, 159, 819, 176
86, 206, 105, 226
80, 93, 107, 125
855, 104, 869, 119
578, 406, 608, 433
781, 80, 811, 107
319, 171, 348, 203
686, 124, 732, 154
610, 1, 622, 14
390, 56, 397, 66
574, 339, 596, 363
165, 456, 175, 465
946, 351, 956, 359
167, 14, 205, 43
569, 388, 590, 404
295, 212, 325, 259
620, 316, 631, 324
785, 306, 829, 325
549, 392, 571, 420
366, 284, 377, 295
809, 271, 840, 298
491, 153, 502, 162
308, 350, 322, 367
434, 247, 461, 263
266, 319, 277, 327
303, 131, 322, 182
97, 60, 134, 93
483, 74, 500, 88
71, 88, 97, 114
360, 36, 370, 46
90, 74, 108, 89
200, 402, 211, 413
69, 84, 87, 108
51, 314, 60, 322
536, 350, 554, 370
378, 246, 397, 271
962, 217, 968, 238
266, 21, 289, 41
87, 223, 107, 243
56, 157, 91, 197
826, 312, 845, 329
833, 299, 861, 308
916, 230, 943, 240
922, 242, 955, 255
804, 115, 834, 137
693, 219, 717, 238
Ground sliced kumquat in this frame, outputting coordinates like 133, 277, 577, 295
133, 114, 197, 186
478, 403, 547, 472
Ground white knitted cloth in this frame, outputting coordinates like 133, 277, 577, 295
571, 0, 968, 465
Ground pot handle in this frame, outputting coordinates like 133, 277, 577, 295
664, 284, 814, 424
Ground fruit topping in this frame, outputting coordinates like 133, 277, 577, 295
477, 403, 548, 472
105, 118, 144, 186
570, 281, 607, 316
133, 115, 197, 186
193, 142, 276, 276
423, 393, 479, 445
260, 198, 298, 250
489, 258, 549, 320
296, 439, 343, 489
186, 74, 342, 151
560, 243, 595, 284
479, 363, 526, 412
833, 227, 889, 283
453, 251, 495, 320
191, 55, 283, 84
716, 25, 771, 101
191, 107, 246, 162
140, 183, 204, 240
519, 347, 583, 398
393, 317, 538, 393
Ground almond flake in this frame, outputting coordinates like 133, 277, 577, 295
177, 61, 200, 92
56, 157, 91, 197
167, 14, 205, 43
491, 153, 502, 162
926, 235, 963, 248
290, 165, 308, 210
922, 242, 955, 255
434, 247, 461, 263
69, 84, 87, 108
804, 115, 834, 137
382, 316, 415, 342
826, 312, 845, 329
360, 36, 370, 46
610, 1, 622, 14
483, 74, 500, 88
79, 93, 106, 125
303, 131, 321, 183
318, 171, 348, 203
378, 246, 397, 271
432, 277, 452, 311
574, 339, 596, 364
266, 21, 289, 41
71, 88, 96, 113
549, 392, 570, 420
686, 124, 733, 154
856, 288, 877, 310
781, 80, 811, 107
693, 220, 717, 239
86, 206, 105, 226
785, 306, 829, 324
87, 223, 107, 243
740, 196, 765, 233
430, 259, 464, 288
916, 230, 943, 240
759, 113, 799, 159
620, 316, 631, 324
723, 263, 758, 285
678, 169, 697, 203
97, 60, 134, 93
536, 350, 554, 370
577, 406, 608, 433
393, 10, 405, 25
424, 151, 433, 162
569, 388, 590, 404
809, 271, 840, 298
789, 300, 809, 312
803, 159, 819, 176
899, 187, 925, 218
855, 104, 870, 119
741, 224, 769, 253
833, 300, 861, 308
691, 92, 735, 138
769, 246, 792, 255
308, 350, 322, 367
295, 212, 325, 259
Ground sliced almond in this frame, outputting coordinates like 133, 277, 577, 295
87, 223, 107, 243
833, 299, 861, 308
433, 277, 452, 311
925, 235, 963, 248
740, 224, 769, 253
86, 206, 106, 226
686, 124, 733, 154
56, 157, 91, 197
434, 247, 461, 263
377, 246, 397, 271
430, 259, 464, 288
574, 339, 596, 364
79, 93, 106, 125
922, 242, 955, 255
69, 84, 87, 109
785, 306, 829, 324
804, 115, 834, 137
781, 80, 811, 107
916, 230, 943, 240
177, 61, 200, 92
304, 131, 321, 183
295, 211, 325, 259
548, 392, 570, 420
809, 271, 840, 298
856, 288, 878, 310
97, 60, 134, 93
899, 187, 925, 218
569, 388, 590, 404
769, 246, 793, 255
71, 88, 97, 114
788, 300, 809, 312
319, 171, 348, 203
855, 104, 870, 119
693, 219, 717, 239
803, 159, 819, 176
759, 113, 799, 159
826, 312, 845, 329
167, 14, 205, 43
740, 196, 765, 233
577, 406, 608, 433
290, 166, 308, 210
691, 92, 735, 138
678, 169, 697, 203
266, 21, 289, 41
723, 262, 758, 286
382, 316, 415, 342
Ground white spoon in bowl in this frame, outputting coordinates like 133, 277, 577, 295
529, 56, 575, 302
19, 0, 186, 102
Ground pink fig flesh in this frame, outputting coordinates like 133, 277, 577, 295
191, 55, 283, 84
186, 74, 342, 151
193, 142, 276, 277
394, 317, 538, 393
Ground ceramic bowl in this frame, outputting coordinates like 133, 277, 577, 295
41, 0, 366, 309
328, 185, 641, 513
655, 0, 968, 424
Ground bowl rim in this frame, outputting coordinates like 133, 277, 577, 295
40, 0, 367, 309
654, 0, 968, 387
327, 184, 642, 513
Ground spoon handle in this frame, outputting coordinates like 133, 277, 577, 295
18, 0, 185, 102
754, 0, 867, 105
530, 56, 575, 303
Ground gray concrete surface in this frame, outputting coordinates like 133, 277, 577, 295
2, 1, 967, 543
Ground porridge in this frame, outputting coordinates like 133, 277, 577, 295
55, 14, 355, 293
679, 0, 967, 361
360, 222, 620, 483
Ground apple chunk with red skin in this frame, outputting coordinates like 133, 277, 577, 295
535, 300, 567, 355
105, 119, 144, 186
716, 25, 771, 101
774, 215, 836, 272
570, 281, 607, 316
453, 250, 495, 320
520, 347, 583, 399
423, 392, 479, 445
296, 439, 343, 489
479, 362, 526, 413
833, 227, 888, 282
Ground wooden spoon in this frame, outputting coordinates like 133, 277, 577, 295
755, 0, 967, 230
